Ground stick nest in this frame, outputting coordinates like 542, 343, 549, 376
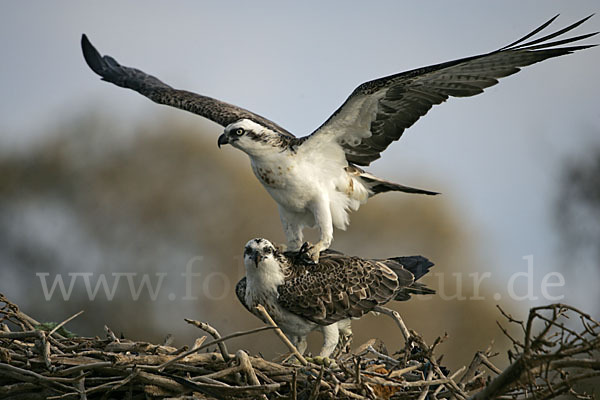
0, 294, 598, 399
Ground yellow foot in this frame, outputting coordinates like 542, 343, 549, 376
306, 355, 335, 367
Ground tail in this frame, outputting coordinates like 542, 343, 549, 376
346, 165, 439, 196
384, 255, 436, 301
366, 178, 439, 196
391, 256, 435, 281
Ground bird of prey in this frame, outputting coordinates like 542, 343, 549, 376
235, 238, 434, 357
81, 16, 596, 260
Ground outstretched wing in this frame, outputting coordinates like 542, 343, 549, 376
307, 15, 597, 166
81, 34, 294, 137
277, 252, 414, 325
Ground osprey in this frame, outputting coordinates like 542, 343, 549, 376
235, 238, 434, 357
81, 16, 596, 260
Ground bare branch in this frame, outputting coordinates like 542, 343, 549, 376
255, 304, 308, 366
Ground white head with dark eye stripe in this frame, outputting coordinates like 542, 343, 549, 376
218, 119, 284, 156
243, 238, 286, 289
244, 238, 277, 267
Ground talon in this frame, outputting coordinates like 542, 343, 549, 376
306, 245, 320, 263
300, 242, 311, 254
293, 242, 318, 264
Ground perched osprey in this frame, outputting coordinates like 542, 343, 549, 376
235, 238, 434, 357
81, 16, 596, 260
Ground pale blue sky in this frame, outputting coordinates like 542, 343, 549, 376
1, 1, 599, 310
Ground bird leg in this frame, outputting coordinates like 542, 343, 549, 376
279, 207, 304, 251
293, 336, 308, 355
319, 324, 340, 358
284, 336, 308, 365
334, 319, 353, 357
331, 333, 352, 358
305, 324, 340, 367
306, 199, 333, 262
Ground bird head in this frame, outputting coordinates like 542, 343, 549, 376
243, 238, 278, 269
218, 119, 285, 157
243, 238, 287, 290
244, 238, 286, 292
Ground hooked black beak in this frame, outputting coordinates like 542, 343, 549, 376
251, 252, 262, 268
217, 134, 229, 148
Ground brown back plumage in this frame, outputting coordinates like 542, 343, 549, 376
276, 250, 434, 325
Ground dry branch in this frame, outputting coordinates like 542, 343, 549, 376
469, 303, 600, 400
255, 304, 308, 366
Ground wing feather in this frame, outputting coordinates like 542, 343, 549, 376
81, 34, 294, 137
235, 277, 251, 312
277, 252, 408, 325
307, 16, 597, 166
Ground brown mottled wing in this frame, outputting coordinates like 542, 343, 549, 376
277, 251, 412, 325
235, 277, 251, 313
307, 16, 597, 166
81, 34, 294, 137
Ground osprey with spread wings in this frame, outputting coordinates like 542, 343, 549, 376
82, 16, 596, 260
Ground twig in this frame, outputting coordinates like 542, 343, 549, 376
366, 345, 400, 366
74, 372, 86, 400
309, 365, 325, 400
184, 319, 230, 362
434, 365, 467, 397
417, 369, 434, 400
479, 353, 502, 375
235, 349, 267, 399
48, 311, 84, 337
354, 356, 361, 385
373, 306, 411, 343
103, 325, 118, 342
0, 362, 78, 391
0, 330, 46, 340
255, 304, 307, 366
291, 369, 297, 400
156, 325, 275, 371
156, 336, 207, 372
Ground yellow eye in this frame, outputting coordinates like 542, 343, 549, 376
235, 128, 244, 136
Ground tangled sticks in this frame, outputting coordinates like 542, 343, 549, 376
0, 294, 598, 399
472, 304, 600, 399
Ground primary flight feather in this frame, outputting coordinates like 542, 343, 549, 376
81, 16, 596, 260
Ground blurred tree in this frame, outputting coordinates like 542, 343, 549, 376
0, 112, 517, 370
555, 142, 600, 308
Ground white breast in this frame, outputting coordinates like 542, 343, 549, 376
249, 141, 369, 229
244, 262, 316, 337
